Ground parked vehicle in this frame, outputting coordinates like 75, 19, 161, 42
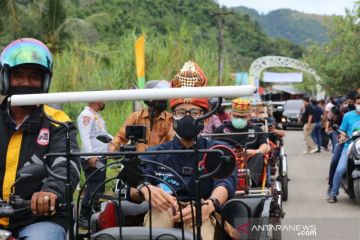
281, 99, 303, 130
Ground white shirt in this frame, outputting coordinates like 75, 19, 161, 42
325, 102, 334, 120
77, 106, 110, 159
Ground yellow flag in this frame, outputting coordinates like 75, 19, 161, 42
135, 35, 145, 88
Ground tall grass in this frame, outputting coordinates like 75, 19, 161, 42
47, 27, 232, 193
50, 29, 229, 134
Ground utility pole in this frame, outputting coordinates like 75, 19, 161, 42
211, 9, 233, 86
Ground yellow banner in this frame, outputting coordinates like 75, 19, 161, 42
135, 35, 145, 88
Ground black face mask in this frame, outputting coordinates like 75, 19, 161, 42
348, 104, 355, 111
174, 115, 203, 140
8, 87, 42, 95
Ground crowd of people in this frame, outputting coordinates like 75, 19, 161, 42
299, 91, 360, 203
300, 92, 358, 153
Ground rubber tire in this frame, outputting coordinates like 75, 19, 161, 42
281, 176, 288, 201
353, 178, 360, 205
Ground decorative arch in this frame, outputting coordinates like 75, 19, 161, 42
249, 56, 323, 99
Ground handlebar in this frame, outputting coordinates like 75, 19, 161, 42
0, 195, 30, 217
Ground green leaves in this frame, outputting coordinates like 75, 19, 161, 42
305, 5, 360, 95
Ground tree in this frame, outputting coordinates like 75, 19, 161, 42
305, 3, 360, 95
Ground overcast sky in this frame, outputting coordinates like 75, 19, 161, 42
217, 0, 357, 15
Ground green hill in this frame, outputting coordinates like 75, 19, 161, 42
0, 0, 305, 131
233, 6, 333, 46
1, 0, 303, 70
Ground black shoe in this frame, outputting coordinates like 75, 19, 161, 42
327, 196, 337, 203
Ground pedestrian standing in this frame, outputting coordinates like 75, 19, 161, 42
311, 99, 323, 152
301, 97, 318, 154
77, 100, 111, 226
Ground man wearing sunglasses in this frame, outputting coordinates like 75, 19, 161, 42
127, 61, 236, 240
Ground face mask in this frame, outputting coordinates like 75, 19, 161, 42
356, 104, 360, 113
231, 118, 247, 129
174, 115, 202, 140
8, 87, 42, 95
348, 104, 355, 111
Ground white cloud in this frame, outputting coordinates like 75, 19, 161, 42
217, 0, 356, 15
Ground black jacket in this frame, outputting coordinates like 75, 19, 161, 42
0, 101, 80, 233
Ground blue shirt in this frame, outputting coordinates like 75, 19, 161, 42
139, 137, 237, 201
340, 110, 360, 146
312, 105, 323, 123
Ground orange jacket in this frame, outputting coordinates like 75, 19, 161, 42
110, 109, 175, 152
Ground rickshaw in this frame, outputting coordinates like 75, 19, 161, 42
5, 86, 288, 240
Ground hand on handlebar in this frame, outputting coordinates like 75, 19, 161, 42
141, 185, 177, 212
31, 191, 57, 216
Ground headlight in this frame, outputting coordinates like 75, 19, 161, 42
281, 117, 286, 123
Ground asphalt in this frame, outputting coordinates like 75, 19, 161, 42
281, 130, 360, 240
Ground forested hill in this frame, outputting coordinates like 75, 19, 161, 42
0, 0, 303, 70
233, 6, 333, 46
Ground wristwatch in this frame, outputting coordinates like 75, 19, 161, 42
136, 182, 149, 201
208, 197, 221, 212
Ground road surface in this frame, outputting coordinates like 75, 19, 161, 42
281, 130, 360, 239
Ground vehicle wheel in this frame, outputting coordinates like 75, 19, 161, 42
281, 176, 288, 201
353, 179, 360, 204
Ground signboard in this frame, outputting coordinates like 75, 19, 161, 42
263, 72, 303, 83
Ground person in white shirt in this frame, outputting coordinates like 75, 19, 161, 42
77, 101, 111, 226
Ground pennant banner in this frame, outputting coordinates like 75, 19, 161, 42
135, 35, 145, 89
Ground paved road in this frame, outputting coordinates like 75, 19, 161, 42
281, 130, 360, 239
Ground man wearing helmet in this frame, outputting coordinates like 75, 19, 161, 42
0, 38, 80, 240
127, 61, 236, 240
109, 80, 175, 152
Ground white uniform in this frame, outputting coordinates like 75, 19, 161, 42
77, 106, 110, 160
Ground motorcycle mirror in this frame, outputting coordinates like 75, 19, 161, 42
352, 131, 360, 139
96, 134, 113, 144
201, 145, 236, 179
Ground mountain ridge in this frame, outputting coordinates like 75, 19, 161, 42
232, 6, 334, 46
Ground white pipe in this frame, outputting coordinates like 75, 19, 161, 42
10, 85, 256, 106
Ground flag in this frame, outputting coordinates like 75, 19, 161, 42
135, 35, 145, 89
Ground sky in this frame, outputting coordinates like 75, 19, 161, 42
217, 0, 357, 15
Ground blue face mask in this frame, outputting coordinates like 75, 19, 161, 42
231, 117, 247, 129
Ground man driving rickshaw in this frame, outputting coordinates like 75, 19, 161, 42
215, 98, 270, 187
127, 61, 237, 240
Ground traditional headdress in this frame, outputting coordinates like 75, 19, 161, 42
231, 98, 251, 113
169, 61, 209, 110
